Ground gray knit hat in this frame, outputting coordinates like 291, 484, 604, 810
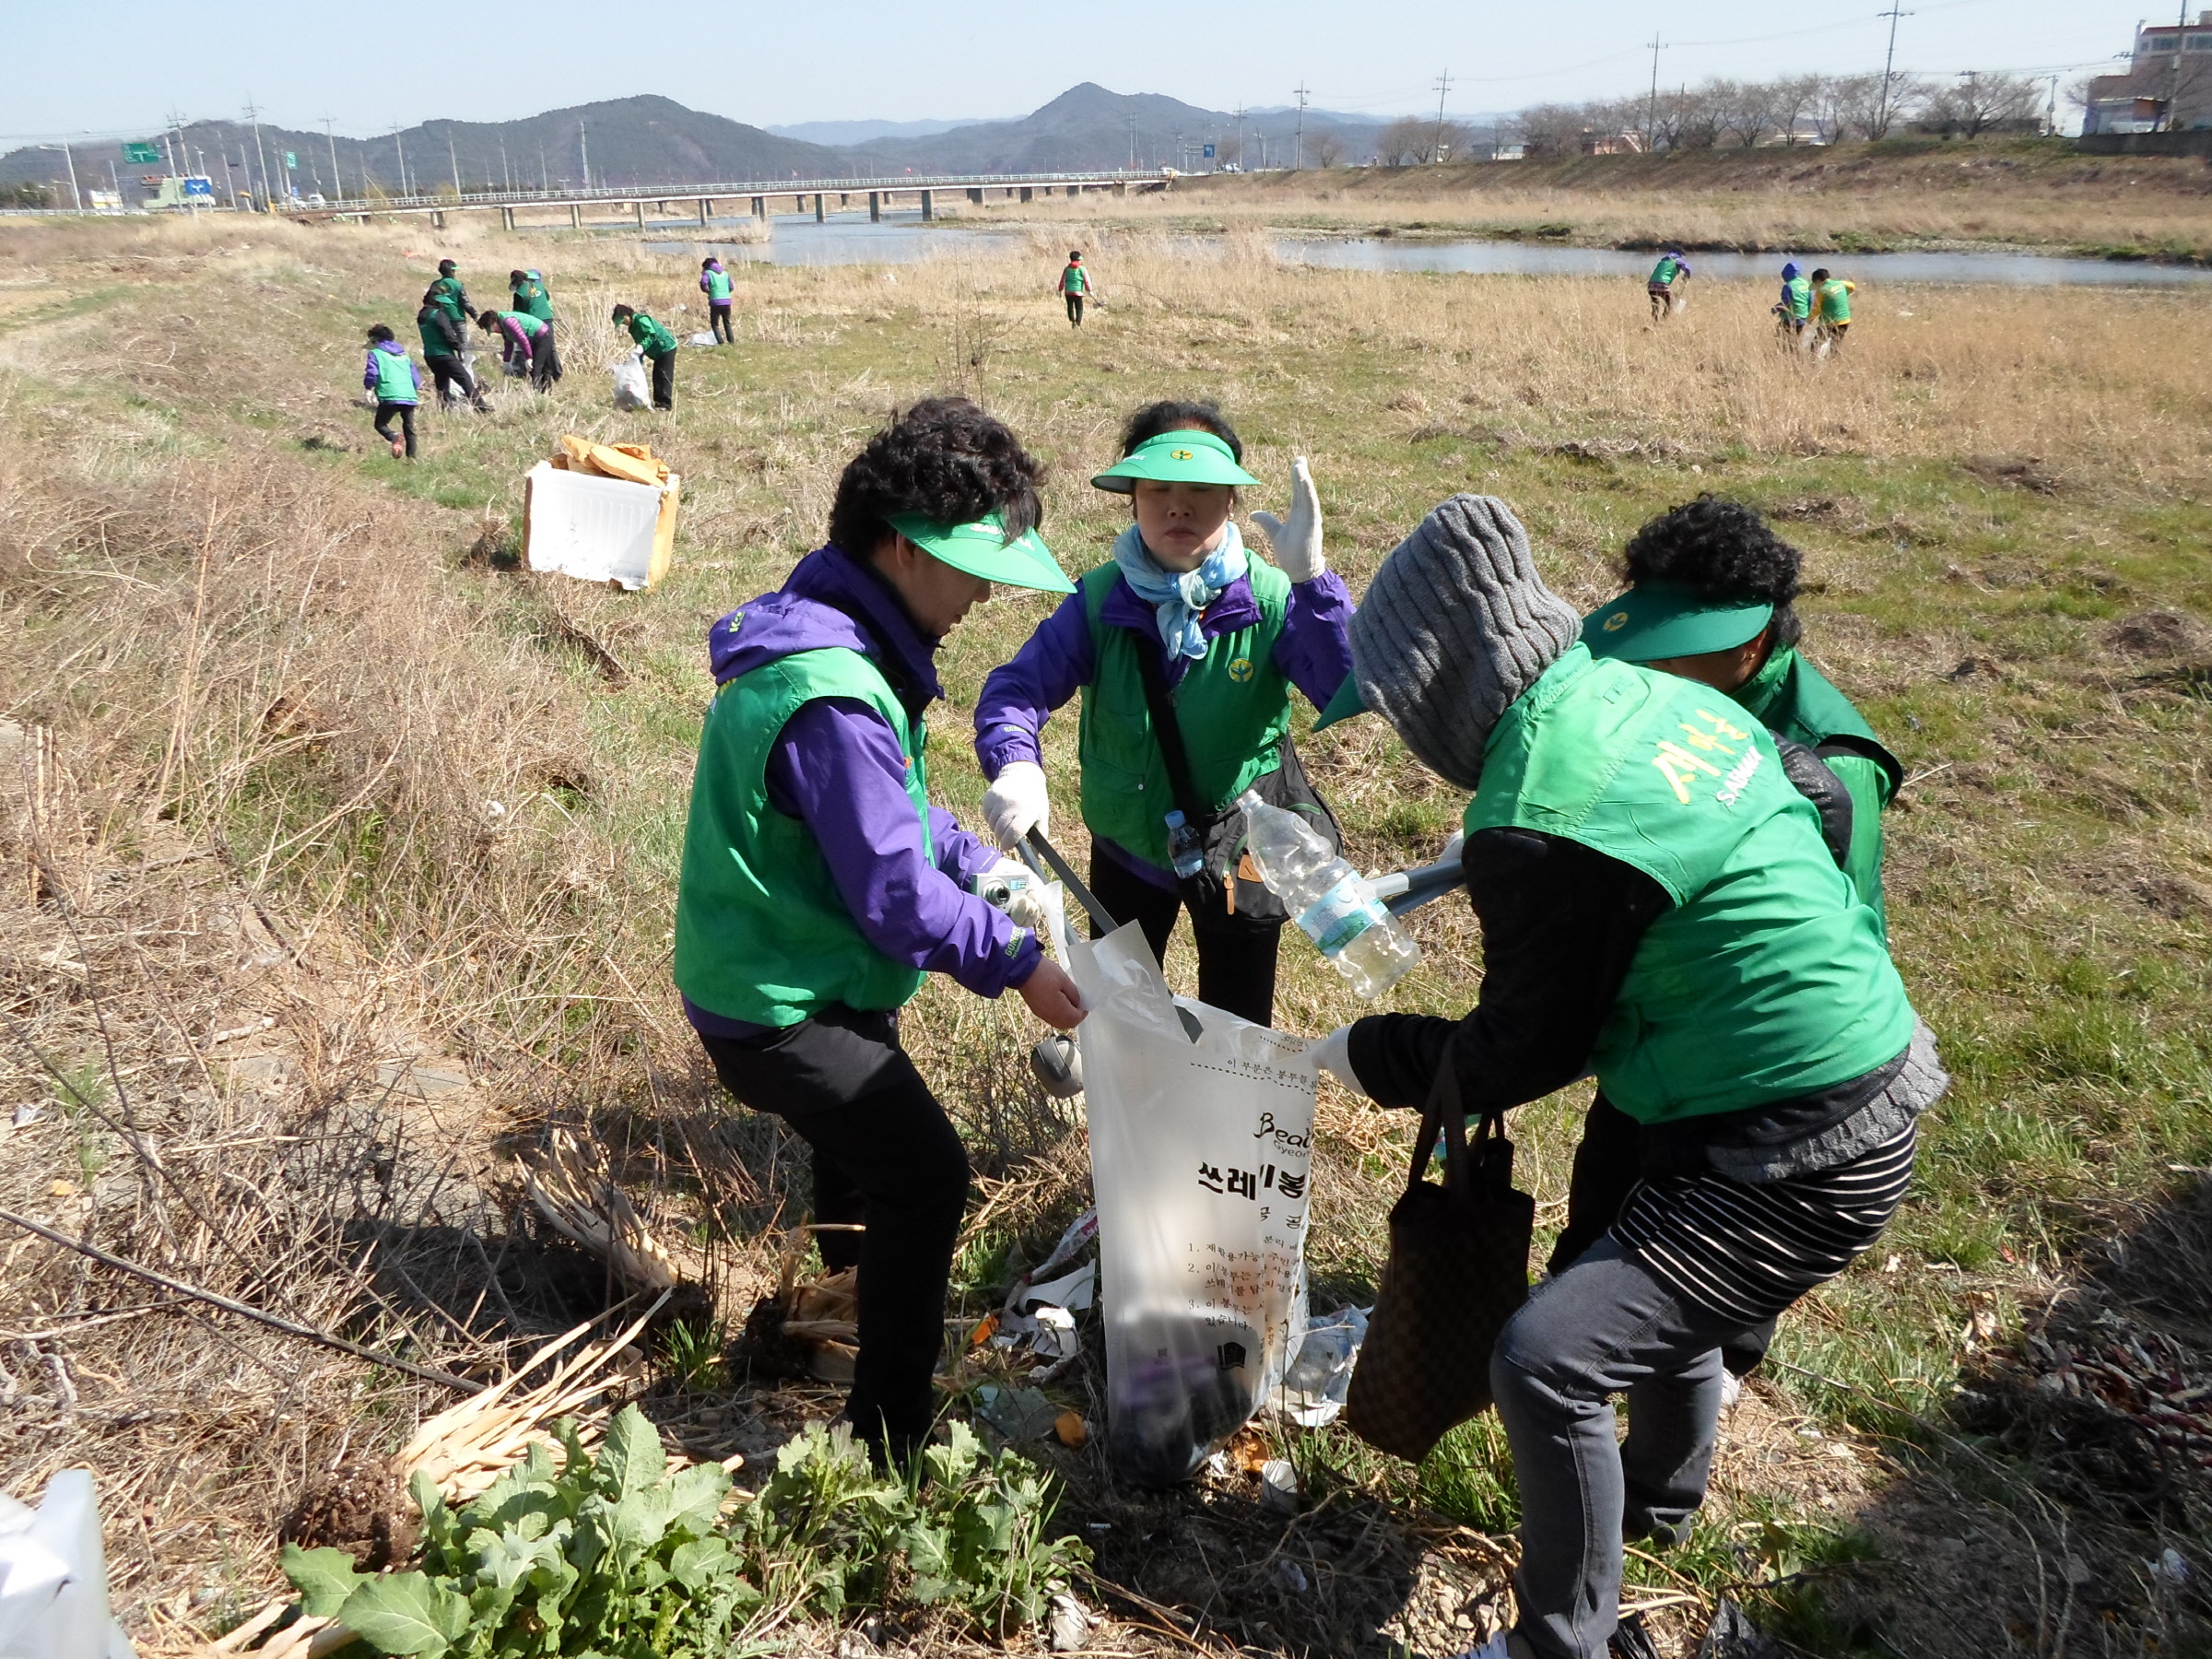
1332, 495, 1581, 791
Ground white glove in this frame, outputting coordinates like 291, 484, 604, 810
980, 857, 1049, 930
1439, 828, 1465, 866
981, 760, 1050, 852
1250, 456, 1325, 583
1309, 1023, 1367, 1100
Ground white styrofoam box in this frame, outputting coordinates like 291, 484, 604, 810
524, 462, 676, 591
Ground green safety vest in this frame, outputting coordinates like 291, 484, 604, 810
513, 276, 555, 322
628, 312, 677, 356
704, 267, 733, 301
1728, 644, 1902, 935
1077, 561, 1292, 870
674, 644, 935, 1028
1467, 645, 1913, 1124
1061, 265, 1088, 294
1649, 255, 1681, 286
416, 307, 456, 359
1783, 276, 1812, 320
428, 275, 467, 321
370, 347, 416, 403
1818, 278, 1853, 322
498, 309, 547, 340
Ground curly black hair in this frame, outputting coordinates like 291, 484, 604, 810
1621, 495, 1803, 651
1117, 399, 1242, 462
827, 397, 1045, 558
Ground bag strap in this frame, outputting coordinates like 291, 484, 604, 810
1129, 628, 1213, 828
1404, 1038, 1501, 1208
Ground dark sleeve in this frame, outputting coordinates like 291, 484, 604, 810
1772, 735, 1854, 870
1345, 829, 1671, 1112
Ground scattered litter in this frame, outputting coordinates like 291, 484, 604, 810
1048, 1592, 1099, 1653
2156, 1547, 2192, 1586
1258, 1457, 1300, 1515
524, 437, 680, 592
1014, 1261, 1096, 1315
1271, 1304, 1368, 1426
1696, 1597, 1783, 1658
1031, 1031, 1084, 1098
974, 1383, 1061, 1443
0, 1470, 135, 1659
686, 330, 717, 347
12, 1104, 41, 1129
1274, 1558, 1309, 1593
1053, 1410, 1088, 1449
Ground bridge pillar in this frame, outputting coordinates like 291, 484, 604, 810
570, 203, 582, 228
501, 206, 516, 230
967, 187, 982, 206
815, 194, 825, 221
794, 195, 805, 211
751, 195, 765, 219
839, 193, 849, 206
920, 189, 933, 220
1114, 182, 1128, 197
632, 200, 645, 227
1019, 186, 1032, 203
431, 210, 446, 229
697, 198, 711, 225
868, 191, 880, 222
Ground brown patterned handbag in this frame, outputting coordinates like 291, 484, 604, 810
1342, 1042, 1535, 1462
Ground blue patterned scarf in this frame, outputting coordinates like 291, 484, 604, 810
1111, 521, 1248, 661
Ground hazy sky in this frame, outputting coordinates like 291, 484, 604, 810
3, 0, 2153, 141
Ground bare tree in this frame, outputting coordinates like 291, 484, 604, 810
1376, 116, 1430, 167
1514, 103, 1588, 157
1662, 86, 1724, 148
1923, 71, 2041, 137
1771, 75, 1824, 144
1313, 132, 1347, 168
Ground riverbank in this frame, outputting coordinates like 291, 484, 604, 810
933, 136, 2212, 265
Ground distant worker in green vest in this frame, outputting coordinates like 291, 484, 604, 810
1054, 251, 1094, 326
476, 308, 562, 392
700, 257, 735, 344
361, 324, 421, 460
973, 402, 1354, 1026
417, 288, 488, 412
1772, 260, 1812, 348
1306, 494, 1945, 1659
1646, 249, 1690, 321
674, 397, 1086, 1465
1547, 494, 1909, 1390
427, 258, 471, 355
509, 268, 556, 331
1809, 266, 1855, 355
610, 302, 678, 411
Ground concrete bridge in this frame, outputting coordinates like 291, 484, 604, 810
313, 170, 1170, 230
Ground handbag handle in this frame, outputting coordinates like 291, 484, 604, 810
1404, 1039, 1500, 1209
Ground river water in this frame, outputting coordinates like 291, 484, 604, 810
650, 209, 2212, 287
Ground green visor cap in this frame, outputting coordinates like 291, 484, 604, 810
1581, 582, 1774, 664
886, 510, 1074, 594
1311, 671, 1368, 733
1090, 429, 1263, 494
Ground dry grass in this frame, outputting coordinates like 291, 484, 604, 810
0, 210, 2207, 1655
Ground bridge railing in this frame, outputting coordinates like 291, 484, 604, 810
322, 170, 1167, 216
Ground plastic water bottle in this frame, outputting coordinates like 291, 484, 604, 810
1236, 790, 1420, 999
1165, 810, 1205, 880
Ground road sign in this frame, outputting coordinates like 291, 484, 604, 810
1203, 144, 1216, 159
182, 177, 215, 198
284, 151, 297, 168
123, 142, 159, 164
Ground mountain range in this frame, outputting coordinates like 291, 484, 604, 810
0, 85, 1391, 206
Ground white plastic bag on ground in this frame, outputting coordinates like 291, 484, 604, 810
611, 353, 651, 411
0, 1470, 135, 1659
1048, 891, 1320, 1485
687, 330, 718, 347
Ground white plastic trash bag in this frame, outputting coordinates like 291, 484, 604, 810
0, 1470, 135, 1659
611, 353, 651, 411
1049, 891, 1320, 1485
687, 330, 718, 347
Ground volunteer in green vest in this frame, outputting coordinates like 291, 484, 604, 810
1054, 250, 1092, 326
510, 268, 555, 329
1547, 495, 1910, 1332
972, 401, 1354, 1026
611, 302, 678, 411
1773, 261, 1812, 348
1307, 494, 1946, 1659
427, 259, 471, 355
360, 324, 420, 460
1810, 266, 1855, 353
1646, 249, 1689, 321
700, 257, 735, 344
476, 307, 563, 391
675, 397, 1086, 1465
417, 289, 489, 412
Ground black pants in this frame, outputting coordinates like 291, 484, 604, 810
648, 348, 677, 410
1551, 1092, 1774, 1378
710, 301, 734, 343
698, 1006, 968, 1450
371, 401, 417, 458
528, 335, 563, 390
1065, 292, 1084, 325
1088, 848, 1283, 1027
425, 354, 485, 410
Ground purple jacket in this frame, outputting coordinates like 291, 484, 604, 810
973, 559, 1354, 883
362, 340, 420, 402
684, 545, 1037, 1038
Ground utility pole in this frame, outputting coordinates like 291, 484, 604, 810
1645, 36, 1665, 149
1431, 70, 1453, 163
1128, 112, 1136, 169
1233, 103, 1245, 170
2044, 74, 2060, 135
536, 144, 547, 191
579, 119, 590, 190
1875, 3, 1912, 139
1293, 83, 1310, 171
447, 129, 461, 196
499, 135, 511, 192
245, 100, 272, 211
2166, 0, 2191, 131
323, 115, 342, 203
395, 126, 408, 197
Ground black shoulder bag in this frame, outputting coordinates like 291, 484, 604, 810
1128, 629, 1343, 933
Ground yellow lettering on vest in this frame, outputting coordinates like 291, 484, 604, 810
1653, 738, 1724, 778
1675, 723, 1736, 754
1653, 755, 1698, 804
1690, 708, 1751, 742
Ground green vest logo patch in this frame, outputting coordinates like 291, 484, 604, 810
1228, 656, 1254, 682
1602, 610, 1630, 633
1169, 448, 1194, 461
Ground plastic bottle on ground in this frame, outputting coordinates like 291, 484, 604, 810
1235, 790, 1420, 999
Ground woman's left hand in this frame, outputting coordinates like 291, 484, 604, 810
1252, 456, 1324, 582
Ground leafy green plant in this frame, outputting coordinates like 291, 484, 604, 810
657, 1318, 726, 1392
283, 1406, 753, 1658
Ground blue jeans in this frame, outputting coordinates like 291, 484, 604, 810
1490, 1238, 1747, 1659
